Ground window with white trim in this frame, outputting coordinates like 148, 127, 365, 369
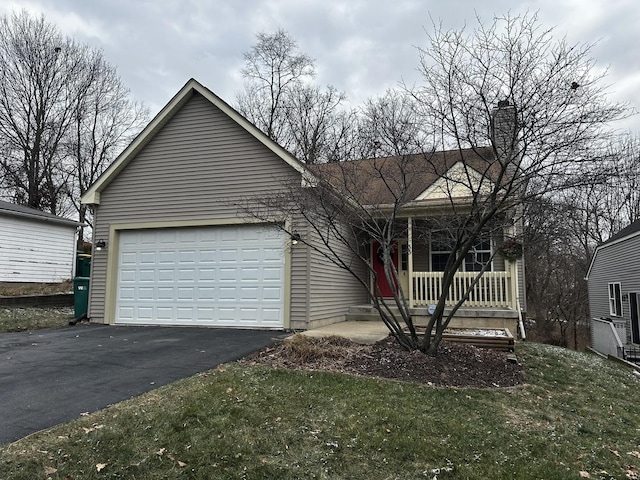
430, 233, 492, 272
608, 282, 622, 316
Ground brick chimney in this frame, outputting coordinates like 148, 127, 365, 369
491, 100, 518, 165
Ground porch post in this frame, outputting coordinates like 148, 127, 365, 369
408, 216, 414, 308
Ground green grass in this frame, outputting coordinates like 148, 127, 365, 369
0, 307, 73, 332
1, 343, 639, 479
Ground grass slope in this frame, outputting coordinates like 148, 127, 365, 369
0, 343, 638, 479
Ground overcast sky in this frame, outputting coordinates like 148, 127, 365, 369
1, 0, 638, 131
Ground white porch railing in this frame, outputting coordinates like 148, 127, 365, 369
412, 271, 512, 308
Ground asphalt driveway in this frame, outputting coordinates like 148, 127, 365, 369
0, 324, 282, 445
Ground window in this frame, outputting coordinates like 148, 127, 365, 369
430, 233, 492, 272
400, 244, 408, 271
464, 237, 492, 272
608, 282, 622, 317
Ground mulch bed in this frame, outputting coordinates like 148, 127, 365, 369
241, 334, 524, 388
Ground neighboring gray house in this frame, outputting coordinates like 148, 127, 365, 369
586, 219, 640, 360
80, 79, 525, 331
0, 201, 81, 283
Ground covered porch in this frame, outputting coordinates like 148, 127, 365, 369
365, 215, 524, 334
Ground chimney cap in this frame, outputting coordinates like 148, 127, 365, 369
497, 99, 511, 108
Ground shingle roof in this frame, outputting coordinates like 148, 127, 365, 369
601, 218, 640, 245
313, 146, 498, 205
0, 200, 82, 227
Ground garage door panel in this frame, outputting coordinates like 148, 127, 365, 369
219, 249, 238, 263
262, 267, 283, 282
138, 287, 154, 300
157, 269, 174, 282
263, 287, 282, 301
120, 252, 137, 264
119, 268, 137, 283
219, 267, 237, 281
138, 269, 155, 282
199, 250, 217, 263
177, 269, 195, 282
199, 268, 215, 281
197, 286, 214, 299
119, 286, 135, 300
219, 286, 237, 301
116, 225, 285, 327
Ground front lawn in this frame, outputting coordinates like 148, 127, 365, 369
0, 343, 638, 479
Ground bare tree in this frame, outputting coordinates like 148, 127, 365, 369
524, 197, 590, 348
235, 29, 315, 145
524, 134, 640, 349
358, 89, 429, 157
64, 57, 148, 244
246, 12, 626, 355
401, 12, 626, 352
0, 10, 91, 213
0, 10, 146, 225
235, 29, 350, 164
285, 84, 347, 164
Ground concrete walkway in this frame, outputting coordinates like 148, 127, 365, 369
299, 321, 389, 344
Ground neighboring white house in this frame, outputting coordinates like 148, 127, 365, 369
0, 201, 81, 283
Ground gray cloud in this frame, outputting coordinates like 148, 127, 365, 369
0, 0, 637, 130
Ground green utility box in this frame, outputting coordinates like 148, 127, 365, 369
73, 277, 90, 319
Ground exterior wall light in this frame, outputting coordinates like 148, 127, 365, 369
291, 231, 301, 245
95, 239, 107, 251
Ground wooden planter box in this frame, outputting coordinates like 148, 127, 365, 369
439, 328, 515, 351
408, 327, 515, 351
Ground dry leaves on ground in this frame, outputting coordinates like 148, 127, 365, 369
241, 334, 524, 388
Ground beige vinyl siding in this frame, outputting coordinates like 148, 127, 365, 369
492, 231, 506, 272
88, 92, 305, 324
412, 241, 430, 271
307, 226, 368, 325
588, 234, 640, 343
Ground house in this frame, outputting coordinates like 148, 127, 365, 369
315, 147, 526, 334
81, 78, 525, 332
586, 219, 640, 360
0, 200, 81, 283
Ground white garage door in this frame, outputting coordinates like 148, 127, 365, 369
115, 225, 285, 327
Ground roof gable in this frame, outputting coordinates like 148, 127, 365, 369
314, 147, 497, 206
415, 161, 495, 201
81, 78, 309, 205
585, 218, 640, 279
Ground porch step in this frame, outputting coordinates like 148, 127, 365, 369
346, 304, 399, 322
346, 304, 519, 333
345, 312, 384, 322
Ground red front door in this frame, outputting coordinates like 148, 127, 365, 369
372, 241, 398, 297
